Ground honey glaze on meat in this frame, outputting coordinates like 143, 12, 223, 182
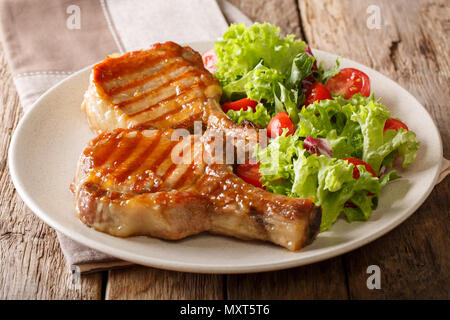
82, 41, 259, 155
83, 42, 224, 132
76, 41, 320, 250
73, 129, 321, 251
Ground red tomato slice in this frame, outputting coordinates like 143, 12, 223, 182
304, 82, 332, 107
236, 162, 264, 188
343, 157, 376, 179
384, 118, 409, 133
201, 49, 217, 74
267, 112, 295, 138
221, 98, 258, 112
325, 68, 370, 99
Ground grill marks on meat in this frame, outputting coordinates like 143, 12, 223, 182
76, 42, 320, 250
79, 129, 202, 194
73, 129, 321, 250
82, 42, 223, 132
82, 42, 259, 155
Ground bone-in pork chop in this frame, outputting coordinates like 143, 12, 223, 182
82, 42, 256, 139
72, 128, 321, 251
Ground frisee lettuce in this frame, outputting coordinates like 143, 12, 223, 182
350, 100, 420, 173
215, 23, 315, 126
296, 94, 420, 173
256, 94, 418, 231
226, 104, 272, 127
292, 154, 382, 231
214, 23, 307, 84
214, 23, 420, 232
296, 96, 363, 159
256, 133, 400, 231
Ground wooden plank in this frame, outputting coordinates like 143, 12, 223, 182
0, 42, 103, 299
228, 0, 303, 38
224, 0, 349, 300
226, 258, 348, 299
106, 266, 223, 299
299, 0, 449, 299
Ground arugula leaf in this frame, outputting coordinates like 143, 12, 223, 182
288, 52, 316, 88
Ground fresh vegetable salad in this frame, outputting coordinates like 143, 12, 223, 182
202, 23, 419, 231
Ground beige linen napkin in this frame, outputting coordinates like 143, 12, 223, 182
0, 0, 251, 273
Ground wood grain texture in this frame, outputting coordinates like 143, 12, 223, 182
226, 258, 348, 300
228, 0, 303, 38
299, 0, 449, 299
0, 42, 103, 299
106, 266, 223, 299
1, 0, 448, 300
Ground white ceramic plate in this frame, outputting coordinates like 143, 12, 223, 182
9, 42, 443, 273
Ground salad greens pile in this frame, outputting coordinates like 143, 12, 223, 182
215, 23, 337, 125
256, 95, 416, 231
213, 23, 420, 231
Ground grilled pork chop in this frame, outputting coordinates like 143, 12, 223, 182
72, 128, 321, 251
82, 42, 257, 142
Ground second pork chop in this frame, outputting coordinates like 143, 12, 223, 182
82, 42, 257, 140
72, 128, 321, 251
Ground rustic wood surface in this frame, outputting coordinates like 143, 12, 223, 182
0, 42, 103, 300
0, 0, 448, 299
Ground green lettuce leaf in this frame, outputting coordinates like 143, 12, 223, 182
257, 135, 384, 231
288, 52, 316, 88
296, 94, 420, 173
344, 169, 400, 222
291, 154, 381, 231
315, 57, 341, 84
221, 61, 284, 106
274, 82, 301, 125
215, 23, 314, 126
351, 99, 420, 173
226, 104, 272, 127
257, 125, 406, 231
257, 131, 304, 195
296, 97, 363, 159
214, 23, 307, 84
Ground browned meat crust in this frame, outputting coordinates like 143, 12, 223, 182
73, 128, 321, 250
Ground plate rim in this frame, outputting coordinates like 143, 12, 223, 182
8, 43, 443, 274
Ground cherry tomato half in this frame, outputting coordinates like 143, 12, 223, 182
384, 118, 409, 133
343, 157, 376, 179
221, 98, 258, 113
236, 162, 264, 188
325, 68, 371, 99
304, 82, 332, 107
201, 49, 217, 74
267, 112, 295, 138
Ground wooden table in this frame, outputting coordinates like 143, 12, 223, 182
0, 0, 448, 299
